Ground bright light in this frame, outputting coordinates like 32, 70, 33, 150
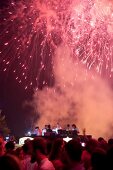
63, 137, 72, 142
19, 137, 33, 145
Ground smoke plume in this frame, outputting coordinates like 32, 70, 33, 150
33, 44, 113, 139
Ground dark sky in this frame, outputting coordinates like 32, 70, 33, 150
0, 1, 36, 136
0, 68, 54, 136
0, 0, 55, 137
0, 1, 31, 136
0, 71, 35, 136
0, 70, 55, 137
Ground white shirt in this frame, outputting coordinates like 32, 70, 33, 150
38, 158, 55, 170
42, 129, 47, 136
22, 155, 38, 170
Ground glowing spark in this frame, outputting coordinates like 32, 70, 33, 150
0, 0, 113, 88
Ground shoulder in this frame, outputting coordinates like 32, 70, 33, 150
40, 158, 55, 170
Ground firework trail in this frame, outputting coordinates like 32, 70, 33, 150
0, 0, 113, 89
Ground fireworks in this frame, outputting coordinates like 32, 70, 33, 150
0, 0, 113, 89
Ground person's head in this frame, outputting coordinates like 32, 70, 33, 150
72, 124, 76, 128
57, 122, 60, 126
98, 137, 104, 142
65, 139, 83, 163
31, 137, 47, 163
22, 140, 32, 155
5, 141, 15, 154
49, 138, 65, 160
45, 125, 48, 129
108, 138, 113, 148
91, 148, 107, 170
15, 147, 24, 160
98, 138, 108, 151
67, 124, 70, 128
85, 139, 99, 154
48, 124, 51, 129
0, 154, 21, 170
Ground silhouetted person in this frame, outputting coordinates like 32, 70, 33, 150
66, 124, 71, 131
91, 148, 107, 170
72, 124, 79, 136
108, 138, 113, 149
5, 141, 15, 155
31, 137, 55, 170
0, 154, 21, 170
49, 138, 65, 170
34, 126, 42, 136
22, 141, 38, 170
47, 124, 52, 132
81, 139, 99, 170
65, 139, 85, 170
42, 125, 48, 136
106, 145, 113, 170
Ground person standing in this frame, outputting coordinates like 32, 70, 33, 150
31, 137, 55, 170
34, 127, 42, 136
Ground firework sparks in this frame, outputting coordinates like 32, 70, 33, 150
0, 0, 113, 89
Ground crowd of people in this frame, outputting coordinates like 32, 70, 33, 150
0, 134, 113, 170
32, 123, 79, 137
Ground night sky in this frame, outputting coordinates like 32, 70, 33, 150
0, 0, 54, 136
0, 70, 34, 136
0, 66, 53, 136
0, 1, 34, 136
0, 1, 28, 136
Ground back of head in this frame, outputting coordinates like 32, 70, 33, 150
65, 139, 82, 162
98, 137, 104, 142
86, 139, 99, 153
67, 124, 70, 127
22, 141, 31, 154
5, 141, 15, 151
49, 138, 64, 160
91, 148, 107, 170
32, 137, 47, 155
0, 154, 20, 170
31, 137, 47, 163
108, 138, 113, 148
72, 124, 76, 128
